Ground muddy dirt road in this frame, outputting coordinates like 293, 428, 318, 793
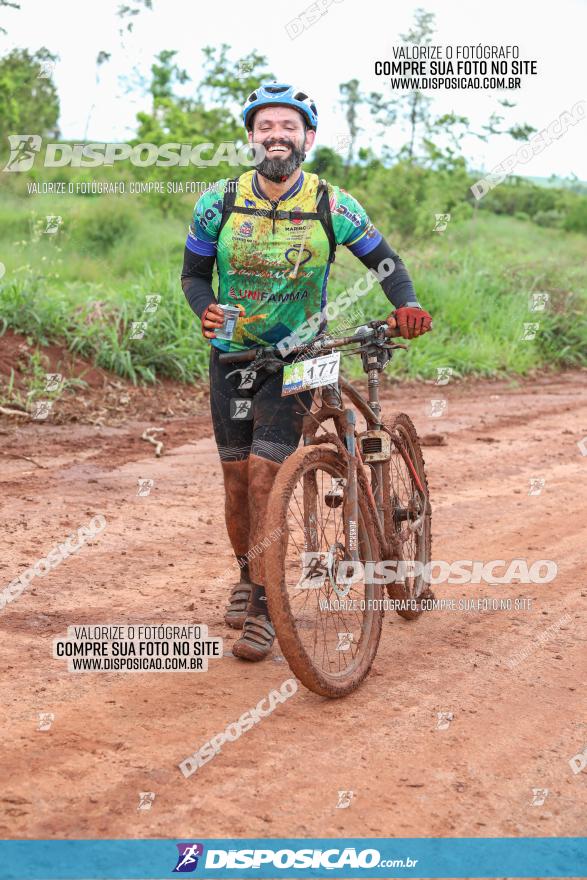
0, 371, 585, 841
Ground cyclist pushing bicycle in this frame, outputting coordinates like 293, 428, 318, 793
181, 82, 432, 665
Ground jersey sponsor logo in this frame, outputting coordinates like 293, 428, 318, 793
227, 267, 312, 280
197, 198, 222, 230
335, 203, 361, 227
290, 205, 303, 225
285, 247, 312, 267
284, 223, 310, 234
237, 220, 254, 237
228, 287, 309, 303
244, 198, 256, 207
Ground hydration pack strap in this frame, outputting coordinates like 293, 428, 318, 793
218, 175, 336, 263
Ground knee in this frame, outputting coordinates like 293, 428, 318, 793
221, 459, 249, 496
248, 453, 281, 493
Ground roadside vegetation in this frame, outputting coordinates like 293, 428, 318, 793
1, 10, 585, 388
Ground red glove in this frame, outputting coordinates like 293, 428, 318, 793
393, 306, 432, 339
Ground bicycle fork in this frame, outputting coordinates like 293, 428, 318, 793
343, 410, 360, 562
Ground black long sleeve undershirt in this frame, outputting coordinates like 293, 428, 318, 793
180, 236, 421, 322
180, 248, 216, 319
355, 238, 421, 310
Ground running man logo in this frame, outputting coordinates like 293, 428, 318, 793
522, 322, 540, 341
436, 711, 454, 730
428, 398, 448, 418
435, 367, 453, 386
45, 373, 63, 392
137, 791, 155, 811
44, 215, 63, 234
143, 294, 162, 314
37, 712, 55, 731
529, 292, 550, 312
226, 367, 257, 390
528, 477, 545, 496
530, 788, 549, 806
230, 398, 253, 420
296, 551, 331, 589
4, 135, 43, 172
336, 790, 354, 809
336, 632, 354, 652
129, 321, 148, 340
173, 843, 204, 873
433, 213, 451, 233
31, 400, 54, 421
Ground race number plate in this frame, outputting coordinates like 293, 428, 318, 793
282, 352, 340, 396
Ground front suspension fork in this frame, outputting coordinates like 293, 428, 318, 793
343, 410, 359, 561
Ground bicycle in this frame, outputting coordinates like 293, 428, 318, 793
218, 319, 433, 697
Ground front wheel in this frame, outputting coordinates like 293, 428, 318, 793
264, 446, 382, 697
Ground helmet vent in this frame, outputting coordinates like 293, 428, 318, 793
248, 91, 257, 102
266, 85, 288, 94
294, 92, 308, 101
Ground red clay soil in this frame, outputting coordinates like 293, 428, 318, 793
0, 334, 585, 845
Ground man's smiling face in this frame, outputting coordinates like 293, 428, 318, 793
248, 106, 316, 183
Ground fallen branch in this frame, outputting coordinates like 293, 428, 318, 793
0, 452, 45, 468
141, 426, 165, 457
0, 406, 30, 418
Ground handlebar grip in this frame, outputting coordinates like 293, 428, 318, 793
217, 349, 258, 364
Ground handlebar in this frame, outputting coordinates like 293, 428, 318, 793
217, 320, 401, 365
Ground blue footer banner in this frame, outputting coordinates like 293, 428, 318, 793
0, 838, 585, 879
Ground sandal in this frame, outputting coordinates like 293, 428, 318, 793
224, 582, 252, 629
232, 614, 275, 662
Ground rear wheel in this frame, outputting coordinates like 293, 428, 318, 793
264, 446, 382, 697
383, 413, 433, 620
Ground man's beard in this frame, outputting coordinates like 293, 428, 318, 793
255, 137, 306, 183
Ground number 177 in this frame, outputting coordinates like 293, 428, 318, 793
308, 360, 335, 380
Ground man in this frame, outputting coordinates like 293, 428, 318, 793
181, 82, 432, 662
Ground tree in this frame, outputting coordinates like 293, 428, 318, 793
134, 46, 273, 214
0, 0, 20, 36
400, 8, 435, 159
0, 48, 60, 140
368, 8, 435, 161
339, 78, 363, 168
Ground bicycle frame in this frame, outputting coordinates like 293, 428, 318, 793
300, 350, 426, 564
217, 321, 427, 562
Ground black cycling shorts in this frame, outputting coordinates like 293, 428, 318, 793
209, 347, 313, 464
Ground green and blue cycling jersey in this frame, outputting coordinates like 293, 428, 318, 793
186, 170, 383, 351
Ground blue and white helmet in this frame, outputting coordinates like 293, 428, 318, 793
243, 82, 318, 131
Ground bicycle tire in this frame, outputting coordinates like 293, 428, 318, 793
384, 413, 433, 620
264, 445, 383, 697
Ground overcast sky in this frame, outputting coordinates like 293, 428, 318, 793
2, 0, 586, 178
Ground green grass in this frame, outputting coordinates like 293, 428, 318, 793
0, 192, 585, 384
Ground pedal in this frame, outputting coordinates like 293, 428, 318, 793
357, 430, 391, 462
325, 477, 346, 508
